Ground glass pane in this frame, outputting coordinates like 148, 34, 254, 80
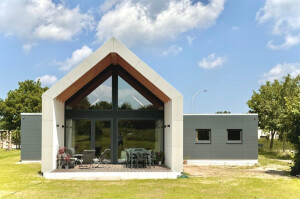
117, 120, 163, 164
66, 77, 112, 110
197, 129, 210, 141
95, 121, 111, 163
66, 119, 91, 154
228, 130, 241, 140
118, 76, 159, 110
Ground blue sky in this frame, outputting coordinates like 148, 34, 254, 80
0, 0, 300, 114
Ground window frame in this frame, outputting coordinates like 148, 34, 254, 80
227, 129, 242, 144
195, 129, 211, 144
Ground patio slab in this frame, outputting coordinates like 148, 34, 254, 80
44, 165, 181, 180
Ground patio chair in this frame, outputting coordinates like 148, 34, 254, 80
125, 150, 131, 168
93, 149, 111, 168
78, 150, 95, 169
149, 150, 155, 168
136, 152, 146, 168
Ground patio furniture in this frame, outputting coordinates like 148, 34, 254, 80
93, 149, 111, 168
78, 150, 95, 169
127, 148, 150, 168
125, 150, 131, 168
135, 152, 146, 168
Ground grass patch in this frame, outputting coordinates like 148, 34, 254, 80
0, 150, 300, 198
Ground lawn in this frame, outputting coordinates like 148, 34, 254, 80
1, 149, 300, 199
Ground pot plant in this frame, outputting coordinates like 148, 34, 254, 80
156, 151, 164, 165
64, 154, 71, 169
57, 147, 65, 169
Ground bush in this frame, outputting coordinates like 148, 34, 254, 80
258, 138, 296, 151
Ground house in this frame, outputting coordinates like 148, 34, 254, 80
41, 37, 183, 179
20, 38, 258, 179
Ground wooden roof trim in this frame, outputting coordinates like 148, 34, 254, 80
56, 53, 170, 103
116, 55, 170, 102
56, 54, 112, 102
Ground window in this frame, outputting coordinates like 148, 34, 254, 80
196, 129, 211, 143
227, 129, 242, 143
66, 77, 112, 110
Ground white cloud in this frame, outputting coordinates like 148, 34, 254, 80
162, 45, 182, 56
36, 75, 58, 86
56, 45, 93, 71
256, 0, 300, 49
198, 54, 226, 69
260, 63, 300, 83
187, 35, 195, 45
96, 0, 225, 46
231, 26, 239, 31
0, 0, 94, 49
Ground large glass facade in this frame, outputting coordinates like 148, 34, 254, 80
65, 66, 164, 165
117, 120, 163, 163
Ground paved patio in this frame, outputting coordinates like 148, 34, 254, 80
52, 164, 172, 173
45, 164, 180, 180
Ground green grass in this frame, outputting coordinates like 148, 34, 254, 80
1, 149, 300, 198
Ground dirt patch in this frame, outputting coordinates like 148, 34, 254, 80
183, 164, 293, 179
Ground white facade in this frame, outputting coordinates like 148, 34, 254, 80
41, 38, 183, 174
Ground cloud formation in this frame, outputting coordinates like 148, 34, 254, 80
36, 75, 58, 86
162, 45, 182, 56
256, 0, 300, 49
0, 0, 94, 50
198, 54, 226, 69
96, 0, 225, 46
260, 63, 300, 83
56, 45, 93, 71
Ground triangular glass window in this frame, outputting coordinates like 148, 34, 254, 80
66, 76, 112, 110
118, 76, 163, 110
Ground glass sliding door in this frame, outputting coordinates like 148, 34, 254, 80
95, 120, 111, 162
66, 119, 91, 154
117, 120, 164, 163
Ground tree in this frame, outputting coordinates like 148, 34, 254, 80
247, 80, 282, 150
284, 77, 300, 175
0, 80, 48, 148
215, 111, 231, 114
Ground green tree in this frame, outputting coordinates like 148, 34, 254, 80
284, 77, 300, 175
247, 80, 282, 150
215, 111, 231, 114
0, 80, 48, 148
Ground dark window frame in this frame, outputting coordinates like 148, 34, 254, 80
195, 129, 211, 144
227, 129, 242, 144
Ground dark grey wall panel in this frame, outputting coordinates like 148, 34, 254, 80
183, 114, 258, 160
21, 114, 42, 161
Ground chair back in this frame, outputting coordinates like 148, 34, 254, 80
99, 149, 111, 163
82, 150, 95, 164
67, 148, 75, 156
136, 152, 144, 161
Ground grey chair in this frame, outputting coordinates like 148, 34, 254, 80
93, 149, 111, 168
79, 150, 95, 169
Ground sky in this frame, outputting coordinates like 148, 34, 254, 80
0, 0, 300, 114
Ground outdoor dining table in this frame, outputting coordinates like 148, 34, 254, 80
126, 148, 151, 168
